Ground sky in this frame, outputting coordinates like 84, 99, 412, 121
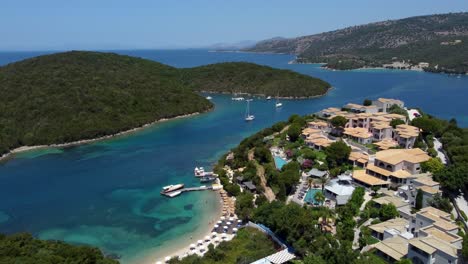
1, 0, 467, 51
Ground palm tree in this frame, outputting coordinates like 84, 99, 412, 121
320, 176, 329, 192
314, 191, 326, 206
307, 178, 314, 189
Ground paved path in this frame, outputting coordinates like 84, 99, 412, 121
249, 149, 276, 201
352, 218, 374, 250
433, 138, 447, 164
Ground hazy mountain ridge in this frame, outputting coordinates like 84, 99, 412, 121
245, 12, 468, 73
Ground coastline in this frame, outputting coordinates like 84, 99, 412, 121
198, 89, 332, 100
0, 111, 208, 162
137, 191, 224, 264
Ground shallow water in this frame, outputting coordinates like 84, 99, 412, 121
0, 50, 467, 263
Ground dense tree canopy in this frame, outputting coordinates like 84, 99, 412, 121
0, 233, 117, 264
180, 62, 331, 98
324, 141, 351, 167
0, 51, 330, 156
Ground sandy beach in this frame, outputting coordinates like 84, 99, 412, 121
135, 191, 226, 264
0, 111, 206, 162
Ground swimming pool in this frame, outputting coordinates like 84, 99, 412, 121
304, 189, 323, 205
273, 156, 288, 170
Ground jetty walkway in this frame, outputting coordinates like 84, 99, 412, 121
162, 186, 213, 197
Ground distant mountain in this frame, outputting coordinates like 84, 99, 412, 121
245, 12, 468, 73
207, 40, 257, 51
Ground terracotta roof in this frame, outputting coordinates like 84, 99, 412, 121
375, 148, 431, 165
344, 127, 372, 139
417, 207, 458, 231
390, 170, 413, 179
417, 185, 440, 195
373, 195, 409, 208
366, 164, 392, 177
394, 124, 420, 138
369, 218, 408, 234
308, 121, 328, 128
301, 127, 321, 136
420, 226, 463, 244
413, 174, 439, 187
377, 98, 404, 105
352, 170, 388, 186
374, 139, 398, 150
373, 236, 409, 261
409, 237, 458, 257
349, 151, 369, 162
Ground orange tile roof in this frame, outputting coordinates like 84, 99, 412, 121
375, 148, 430, 165
352, 170, 388, 186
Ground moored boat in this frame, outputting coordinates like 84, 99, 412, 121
161, 184, 184, 194
200, 176, 216, 183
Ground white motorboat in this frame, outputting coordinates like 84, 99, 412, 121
161, 184, 184, 194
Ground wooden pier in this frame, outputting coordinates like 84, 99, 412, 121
161, 185, 213, 198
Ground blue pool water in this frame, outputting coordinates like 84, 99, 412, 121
0, 49, 468, 263
273, 156, 288, 170
304, 189, 323, 205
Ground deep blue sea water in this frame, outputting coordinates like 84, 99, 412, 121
0, 49, 467, 263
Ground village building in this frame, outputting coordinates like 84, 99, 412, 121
372, 98, 405, 113
352, 148, 431, 188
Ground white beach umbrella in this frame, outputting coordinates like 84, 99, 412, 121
227, 221, 232, 225
221, 233, 227, 238
233, 228, 238, 233
214, 224, 219, 228
205, 235, 210, 241
197, 239, 203, 245
156, 262, 162, 264
229, 217, 235, 221
220, 216, 226, 220
237, 219, 242, 223
223, 225, 228, 229
164, 256, 171, 262
190, 243, 196, 249
211, 232, 217, 237
217, 220, 222, 224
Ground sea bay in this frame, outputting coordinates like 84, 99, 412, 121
0, 49, 467, 263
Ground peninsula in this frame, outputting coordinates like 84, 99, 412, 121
0, 51, 330, 158
245, 12, 468, 74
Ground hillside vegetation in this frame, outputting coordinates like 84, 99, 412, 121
246, 12, 468, 73
0, 233, 118, 264
0, 51, 330, 155
181, 62, 330, 98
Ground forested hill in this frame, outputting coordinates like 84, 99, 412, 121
0, 51, 330, 155
0, 233, 118, 264
182, 62, 331, 98
245, 12, 468, 73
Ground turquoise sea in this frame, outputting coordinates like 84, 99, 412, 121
0, 50, 467, 263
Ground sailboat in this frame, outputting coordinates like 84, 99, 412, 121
275, 92, 282, 108
245, 100, 255, 121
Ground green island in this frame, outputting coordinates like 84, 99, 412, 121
0, 233, 118, 264
180, 62, 330, 98
171, 98, 468, 263
0, 51, 330, 156
245, 12, 468, 74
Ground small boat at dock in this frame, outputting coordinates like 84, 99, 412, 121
200, 176, 216, 183
194, 167, 215, 177
161, 184, 184, 194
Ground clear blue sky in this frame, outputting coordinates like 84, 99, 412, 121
1, 0, 467, 51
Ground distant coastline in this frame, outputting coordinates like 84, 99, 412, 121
0, 111, 208, 162
198, 87, 333, 100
